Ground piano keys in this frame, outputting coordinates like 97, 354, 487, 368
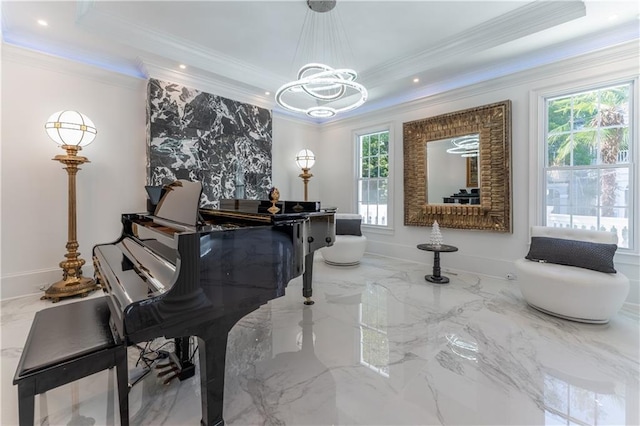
93, 181, 334, 425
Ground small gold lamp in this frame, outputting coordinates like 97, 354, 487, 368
42, 110, 99, 302
295, 149, 315, 201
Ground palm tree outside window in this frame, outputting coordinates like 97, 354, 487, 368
544, 83, 633, 249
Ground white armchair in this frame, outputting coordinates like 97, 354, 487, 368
515, 226, 629, 324
321, 214, 367, 266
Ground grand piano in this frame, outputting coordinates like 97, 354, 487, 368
93, 180, 334, 425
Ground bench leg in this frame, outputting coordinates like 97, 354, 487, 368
116, 347, 129, 426
17, 382, 35, 426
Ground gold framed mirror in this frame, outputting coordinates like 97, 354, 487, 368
403, 100, 512, 232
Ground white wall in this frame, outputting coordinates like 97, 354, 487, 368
272, 114, 321, 202
1, 46, 148, 298
2, 42, 638, 306
315, 42, 640, 306
0, 45, 317, 299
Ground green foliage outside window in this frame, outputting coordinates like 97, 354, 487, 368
361, 131, 389, 178
544, 83, 632, 248
358, 130, 390, 226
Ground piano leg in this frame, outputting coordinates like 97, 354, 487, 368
196, 308, 255, 426
302, 252, 315, 305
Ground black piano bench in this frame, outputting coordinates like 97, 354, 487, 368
13, 296, 129, 426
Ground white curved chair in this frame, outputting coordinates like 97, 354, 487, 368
321, 214, 367, 266
515, 226, 629, 324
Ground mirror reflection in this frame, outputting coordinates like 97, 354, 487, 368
426, 134, 480, 204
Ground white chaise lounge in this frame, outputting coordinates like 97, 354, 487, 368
321, 214, 367, 266
515, 226, 629, 324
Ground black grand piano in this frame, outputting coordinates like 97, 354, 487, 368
92, 180, 334, 425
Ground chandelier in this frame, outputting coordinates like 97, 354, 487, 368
275, 0, 367, 119
446, 135, 479, 157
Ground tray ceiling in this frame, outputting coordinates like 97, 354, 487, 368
2, 1, 638, 122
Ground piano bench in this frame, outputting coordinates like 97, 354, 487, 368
13, 296, 129, 426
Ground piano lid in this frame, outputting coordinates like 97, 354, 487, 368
154, 180, 202, 226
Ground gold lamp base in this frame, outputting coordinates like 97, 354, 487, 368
41, 276, 99, 303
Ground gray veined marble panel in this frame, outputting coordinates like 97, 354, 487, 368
1, 254, 638, 425
147, 79, 272, 208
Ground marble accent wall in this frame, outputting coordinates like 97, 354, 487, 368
147, 78, 272, 208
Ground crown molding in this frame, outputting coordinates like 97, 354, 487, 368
272, 110, 321, 128
382, 25, 640, 115
139, 58, 274, 111
1, 43, 144, 90
76, 7, 286, 92
322, 40, 640, 131
362, 1, 586, 89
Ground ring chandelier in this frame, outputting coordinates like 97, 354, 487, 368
275, 0, 367, 119
446, 135, 479, 157
275, 63, 368, 118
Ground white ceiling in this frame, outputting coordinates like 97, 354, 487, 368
2, 1, 639, 123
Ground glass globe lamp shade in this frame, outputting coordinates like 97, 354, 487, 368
295, 149, 316, 169
45, 110, 97, 147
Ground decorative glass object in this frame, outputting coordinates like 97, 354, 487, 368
430, 220, 443, 247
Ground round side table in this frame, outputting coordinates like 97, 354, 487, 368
417, 244, 459, 284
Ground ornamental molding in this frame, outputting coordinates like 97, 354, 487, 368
76, 7, 285, 92
362, 1, 586, 88
138, 58, 274, 111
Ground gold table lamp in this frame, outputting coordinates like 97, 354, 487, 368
42, 110, 99, 302
295, 149, 315, 201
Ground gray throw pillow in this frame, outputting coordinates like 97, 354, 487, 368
336, 218, 362, 236
525, 236, 617, 273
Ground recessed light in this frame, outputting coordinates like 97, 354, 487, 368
37, 19, 48, 26
179, 64, 187, 69
265, 91, 270, 96
413, 78, 420, 83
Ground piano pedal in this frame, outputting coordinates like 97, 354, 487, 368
155, 361, 180, 385
158, 362, 195, 385
155, 356, 196, 384
162, 372, 181, 385
156, 365, 179, 377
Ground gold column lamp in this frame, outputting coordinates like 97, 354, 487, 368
42, 110, 99, 302
295, 149, 315, 201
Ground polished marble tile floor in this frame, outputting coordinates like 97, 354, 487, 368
2, 254, 639, 425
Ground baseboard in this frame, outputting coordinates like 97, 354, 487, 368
364, 239, 516, 281
365, 240, 640, 306
0, 269, 61, 300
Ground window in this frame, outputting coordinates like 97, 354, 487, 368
357, 128, 390, 227
543, 82, 634, 249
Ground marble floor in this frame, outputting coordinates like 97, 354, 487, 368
1, 253, 639, 425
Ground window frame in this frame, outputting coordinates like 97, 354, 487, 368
354, 123, 394, 231
530, 76, 638, 255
